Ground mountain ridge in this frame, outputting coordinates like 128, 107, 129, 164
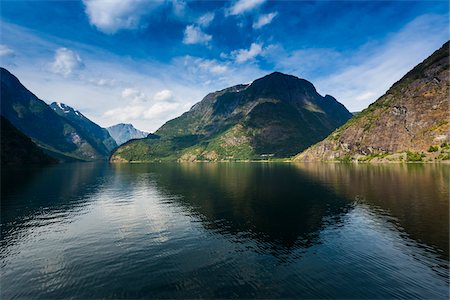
0, 67, 113, 161
111, 72, 352, 162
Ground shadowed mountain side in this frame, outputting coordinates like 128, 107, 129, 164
111, 72, 352, 162
1, 116, 57, 165
293, 163, 449, 259
296, 41, 450, 162
111, 163, 352, 254
0, 68, 109, 161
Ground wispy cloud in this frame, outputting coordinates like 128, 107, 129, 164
0, 44, 14, 57
313, 14, 449, 111
253, 12, 277, 29
183, 25, 212, 45
197, 12, 215, 27
228, 0, 266, 15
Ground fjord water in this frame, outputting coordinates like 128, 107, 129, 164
1, 163, 448, 299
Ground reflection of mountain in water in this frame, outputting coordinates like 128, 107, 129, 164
1, 163, 109, 244
113, 163, 353, 255
294, 163, 450, 260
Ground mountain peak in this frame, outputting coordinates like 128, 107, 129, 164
107, 123, 148, 146
50, 102, 84, 118
249, 71, 317, 96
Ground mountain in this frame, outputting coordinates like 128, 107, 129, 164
106, 123, 149, 145
295, 41, 450, 162
50, 102, 117, 155
0, 67, 109, 161
111, 72, 352, 162
1, 116, 56, 165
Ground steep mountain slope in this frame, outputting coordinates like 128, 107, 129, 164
106, 123, 149, 145
111, 72, 352, 162
295, 41, 450, 162
50, 102, 117, 155
0, 68, 107, 161
1, 116, 56, 165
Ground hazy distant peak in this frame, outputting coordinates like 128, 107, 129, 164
107, 123, 148, 146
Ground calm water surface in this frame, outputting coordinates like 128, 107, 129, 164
1, 163, 449, 299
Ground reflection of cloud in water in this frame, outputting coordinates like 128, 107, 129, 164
294, 162, 449, 260
138, 163, 354, 258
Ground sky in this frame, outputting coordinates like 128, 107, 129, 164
0, 0, 448, 132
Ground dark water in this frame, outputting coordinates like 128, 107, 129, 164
1, 162, 448, 299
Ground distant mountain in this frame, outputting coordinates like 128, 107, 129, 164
106, 123, 149, 146
1, 116, 56, 165
0, 67, 110, 161
296, 41, 449, 162
111, 72, 352, 162
50, 102, 117, 155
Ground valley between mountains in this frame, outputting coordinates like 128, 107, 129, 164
1, 41, 449, 164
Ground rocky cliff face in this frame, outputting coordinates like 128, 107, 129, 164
296, 41, 450, 162
111, 72, 352, 162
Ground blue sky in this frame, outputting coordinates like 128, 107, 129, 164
1, 0, 448, 131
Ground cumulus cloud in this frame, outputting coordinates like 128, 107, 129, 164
253, 12, 277, 29
232, 43, 263, 63
228, 0, 266, 15
104, 87, 179, 122
0, 44, 14, 57
50, 48, 84, 77
183, 25, 212, 45
153, 89, 173, 101
82, 0, 163, 34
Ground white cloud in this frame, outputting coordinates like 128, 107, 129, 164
228, 0, 266, 15
143, 101, 179, 119
122, 87, 148, 103
253, 12, 277, 29
82, 0, 163, 34
153, 89, 173, 101
0, 44, 14, 57
104, 88, 179, 123
232, 43, 263, 63
104, 105, 146, 121
197, 59, 228, 74
50, 48, 84, 77
197, 12, 215, 27
183, 25, 212, 45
